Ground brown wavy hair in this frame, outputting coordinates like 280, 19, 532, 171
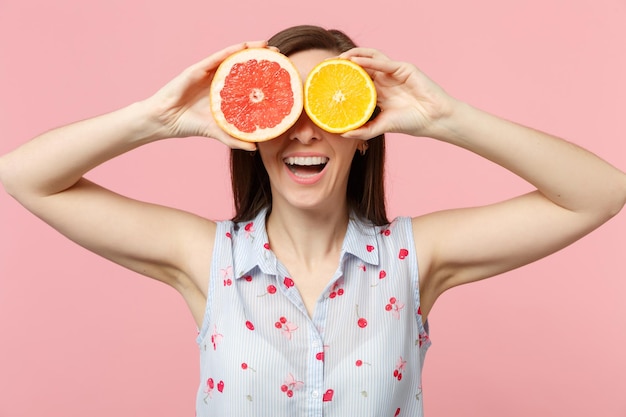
230, 25, 388, 225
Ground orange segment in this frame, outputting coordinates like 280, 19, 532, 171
304, 59, 377, 134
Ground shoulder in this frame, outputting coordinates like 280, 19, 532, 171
173, 215, 218, 290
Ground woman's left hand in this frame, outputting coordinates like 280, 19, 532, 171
339, 48, 456, 140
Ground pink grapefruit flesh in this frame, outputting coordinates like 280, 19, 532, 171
210, 48, 303, 142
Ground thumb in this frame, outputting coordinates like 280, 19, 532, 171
216, 133, 259, 151
341, 121, 384, 140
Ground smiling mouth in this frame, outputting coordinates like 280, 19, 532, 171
284, 156, 329, 178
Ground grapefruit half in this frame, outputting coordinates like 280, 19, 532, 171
210, 48, 303, 142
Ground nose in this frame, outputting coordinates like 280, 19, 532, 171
288, 113, 320, 144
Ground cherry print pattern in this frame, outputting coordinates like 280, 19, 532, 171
418, 332, 430, 348
258, 284, 277, 297
241, 362, 256, 372
355, 305, 368, 328
281, 373, 304, 398
244, 222, 254, 239
381, 219, 397, 237
322, 389, 334, 402
203, 378, 214, 402
198, 215, 429, 415
275, 316, 298, 340
393, 356, 407, 381
385, 297, 405, 319
211, 325, 223, 351
221, 266, 233, 286
328, 281, 344, 299
203, 378, 224, 402
315, 344, 329, 361
415, 385, 423, 401
371, 269, 386, 287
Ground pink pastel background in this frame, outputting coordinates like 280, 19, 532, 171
1, 0, 625, 416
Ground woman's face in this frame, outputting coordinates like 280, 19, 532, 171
257, 49, 361, 213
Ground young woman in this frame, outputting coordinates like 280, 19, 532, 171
1, 25, 625, 416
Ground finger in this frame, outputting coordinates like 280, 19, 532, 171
229, 140, 258, 152
341, 121, 385, 140
189, 44, 248, 73
210, 128, 259, 150
244, 40, 270, 49
215, 133, 259, 151
347, 56, 402, 75
189, 40, 269, 73
339, 47, 390, 61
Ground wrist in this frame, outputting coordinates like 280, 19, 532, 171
423, 99, 475, 144
127, 99, 174, 144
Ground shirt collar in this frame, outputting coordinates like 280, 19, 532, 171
342, 214, 381, 266
233, 207, 275, 279
233, 208, 380, 280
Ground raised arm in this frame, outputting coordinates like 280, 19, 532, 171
0, 42, 263, 324
341, 48, 626, 319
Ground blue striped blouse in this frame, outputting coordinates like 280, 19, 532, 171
196, 208, 431, 416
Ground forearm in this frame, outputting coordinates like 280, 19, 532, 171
0, 100, 165, 199
428, 101, 626, 216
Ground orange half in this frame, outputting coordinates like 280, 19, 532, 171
304, 59, 377, 134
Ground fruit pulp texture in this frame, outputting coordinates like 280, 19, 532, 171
220, 59, 295, 133
302, 58, 377, 135
307, 65, 374, 127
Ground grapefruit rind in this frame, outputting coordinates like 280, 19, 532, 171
303, 59, 377, 134
210, 48, 303, 142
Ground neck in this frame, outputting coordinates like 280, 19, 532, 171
266, 204, 350, 268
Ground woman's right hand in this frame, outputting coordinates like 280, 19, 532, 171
143, 42, 268, 151
338, 48, 457, 141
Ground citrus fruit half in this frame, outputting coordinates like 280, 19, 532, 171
210, 48, 303, 142
304, 59, 377, 134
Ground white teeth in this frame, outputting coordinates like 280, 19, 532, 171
284, 156, 329, 166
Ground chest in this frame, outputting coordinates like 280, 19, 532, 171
196, 252, 430, 416
279, 257, 341, 318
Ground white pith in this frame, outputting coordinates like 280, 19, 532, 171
249, 88, 264, 103
332, 90, 346, 103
